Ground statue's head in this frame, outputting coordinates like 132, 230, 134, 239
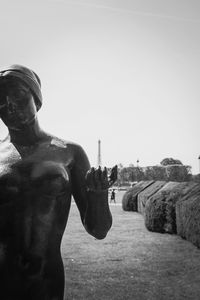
0, 65, 43, 130
0, 64, 42, 111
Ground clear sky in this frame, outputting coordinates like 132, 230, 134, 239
1, 0, 200, 173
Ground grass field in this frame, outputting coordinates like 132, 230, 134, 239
61, 191, 200, 300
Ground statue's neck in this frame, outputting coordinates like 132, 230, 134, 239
8, 118, 45, 146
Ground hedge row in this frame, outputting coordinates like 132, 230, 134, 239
176, 184, 200, 248
122, 181, 200, 248
144, 182, 197, 234
137, 181, 166, 215
122, 181, 154, 211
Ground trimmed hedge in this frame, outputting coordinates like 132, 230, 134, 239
137, 181, 166, 215
122, 181, 154, 211
176, 184, 200, 248
144, 182, 197, 234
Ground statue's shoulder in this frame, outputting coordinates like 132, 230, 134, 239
48, 134, 85, 155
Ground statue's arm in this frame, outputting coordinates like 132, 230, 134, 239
71, 145, 117, 239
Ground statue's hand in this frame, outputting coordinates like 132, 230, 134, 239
85, 165, 118, 192
86, 167, 109, 192
108, 165, 118, 188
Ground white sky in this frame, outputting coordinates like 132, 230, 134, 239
1, 0, 200, 173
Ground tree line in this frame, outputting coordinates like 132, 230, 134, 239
115, 158, 195, 186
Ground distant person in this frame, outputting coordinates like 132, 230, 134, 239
110, 189, 116, 203
0, 64, 117, 300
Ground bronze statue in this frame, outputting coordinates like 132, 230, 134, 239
0, 65, 117, 300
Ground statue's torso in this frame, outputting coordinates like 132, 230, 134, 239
0, 135, 75, 281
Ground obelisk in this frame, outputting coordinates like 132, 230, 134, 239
97, 139, 102, 168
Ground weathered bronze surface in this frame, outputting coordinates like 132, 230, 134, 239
0, 65, 117, 300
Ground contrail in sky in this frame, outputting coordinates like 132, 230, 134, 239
49, 0, 200, 24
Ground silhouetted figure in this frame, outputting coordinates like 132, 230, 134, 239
0, 65, 117, 300
110, 189, 116, 203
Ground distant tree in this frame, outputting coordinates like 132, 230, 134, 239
165, 165, 191, 182
143, 167, 154, 181
118, 166, 145, 184
160, 158, 183, 166
116, 164, 123, 186
160, 157, 191, 181
117, 167, 130, 185
143, 166, 166, 181
132, 167, 144, 181
151, 165, 166, 180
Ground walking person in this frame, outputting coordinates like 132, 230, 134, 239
110, 189, 116, 203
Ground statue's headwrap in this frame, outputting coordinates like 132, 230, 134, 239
0, 64, 42, 111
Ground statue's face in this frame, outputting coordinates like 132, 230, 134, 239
0, 81, 37, 130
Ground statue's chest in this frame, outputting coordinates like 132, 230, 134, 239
0, 141, 72, 176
